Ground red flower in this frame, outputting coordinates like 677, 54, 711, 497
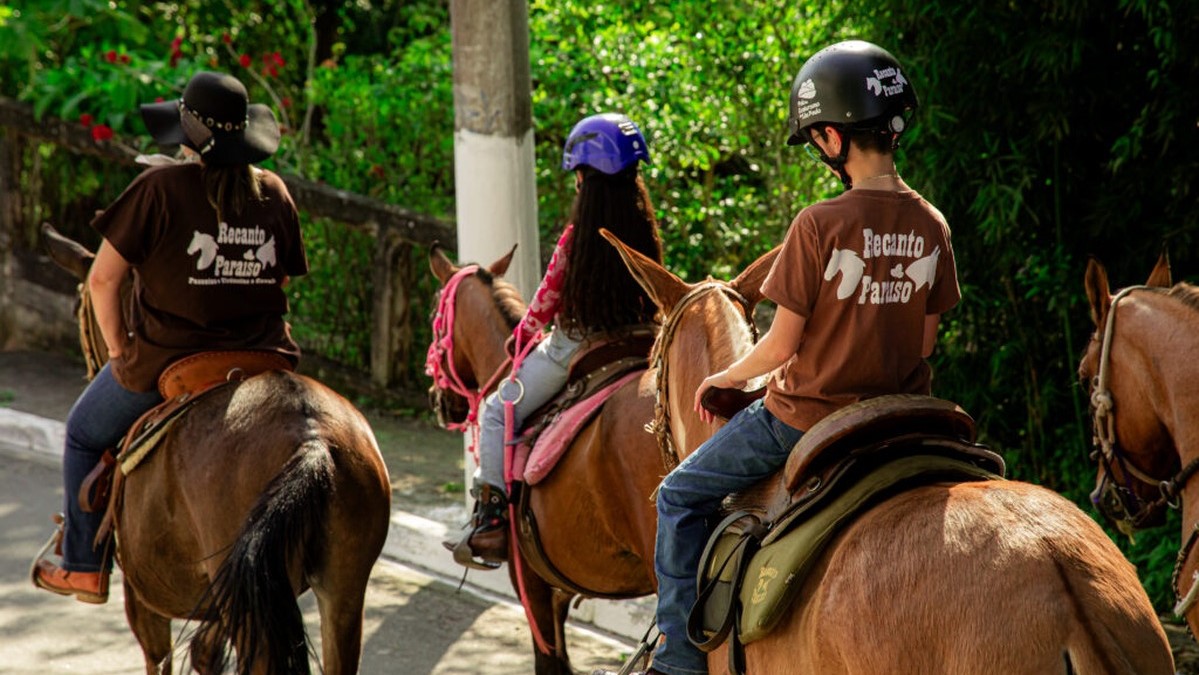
170, 36, 183, 50
222, 33, 232, 45
91, 124, 114, 142
370, 164, 386, 179
271, 52, 285, 67
170, 52, 180, 68
119, 54, 130, 65
155, 97, 164, 103
104, 50, 118, 64
79, 113, 93, 127
239, 53, 252, 68
281, 97, 292, 108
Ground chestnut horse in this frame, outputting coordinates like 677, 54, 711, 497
41, 224, 392, 675
1079, 252, 1199, 632
603, 230, 1174, 675
426, 244, 663, 674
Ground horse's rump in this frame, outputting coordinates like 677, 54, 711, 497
749, 479, 1171, 675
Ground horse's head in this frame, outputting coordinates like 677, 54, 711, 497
425, 242, 523, 430
600, 228, 779, 467
40, 223, 109, 379
1079, 251, 1176, 534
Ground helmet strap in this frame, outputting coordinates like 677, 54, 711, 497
810, 126, 854, 190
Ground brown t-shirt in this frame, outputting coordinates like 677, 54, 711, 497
760, 188, 959, 431
91, 163, 308, 392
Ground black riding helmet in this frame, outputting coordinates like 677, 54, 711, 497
786, 40, 918, 187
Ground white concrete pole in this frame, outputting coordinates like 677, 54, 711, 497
450, 0, 540, 296
450, 0, 540, 496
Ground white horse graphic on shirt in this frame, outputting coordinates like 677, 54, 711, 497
187, 231, 219, 270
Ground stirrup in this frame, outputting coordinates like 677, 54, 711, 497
448, 530, 503, 571
29, 513, 65, 577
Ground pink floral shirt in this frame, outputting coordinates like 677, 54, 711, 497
514, 224, 574, 346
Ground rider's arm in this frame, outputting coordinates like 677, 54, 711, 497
692, 305, 806, 423
89, 240, 131, 361
514, 224, 574, 348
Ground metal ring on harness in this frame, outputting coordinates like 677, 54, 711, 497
499, 377, 525, 405
226, 367, 246, 382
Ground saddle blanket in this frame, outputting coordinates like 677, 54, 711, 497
513, 369, 642, 485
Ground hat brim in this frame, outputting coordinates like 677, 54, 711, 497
139, 101, 280, 166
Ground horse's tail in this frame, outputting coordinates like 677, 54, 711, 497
196, 440, 334, 675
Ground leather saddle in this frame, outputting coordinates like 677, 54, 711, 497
688, 394, 1005, 674
78, 351, 294, 546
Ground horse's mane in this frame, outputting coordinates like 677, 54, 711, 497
1164, 282, 1199, 313
474, 268, 526, 329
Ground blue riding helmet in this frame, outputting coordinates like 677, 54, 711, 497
561, 113, 651, 175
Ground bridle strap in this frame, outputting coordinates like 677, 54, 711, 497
1089, 284, 1199, 616
650, 282, 757, 468
1090, 285, 1157, 483
425, 265, 485, 436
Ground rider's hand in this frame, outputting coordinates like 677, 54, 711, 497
694, 370, 747, 425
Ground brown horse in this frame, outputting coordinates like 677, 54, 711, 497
1079, 252, 1199, 633
604, 230, 1174, 675
426, 244, 664, 674
41, 224, 393, 675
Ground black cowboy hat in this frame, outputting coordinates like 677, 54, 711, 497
140, 71, 280, 166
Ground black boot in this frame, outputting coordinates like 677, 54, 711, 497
443, 484, 509, 569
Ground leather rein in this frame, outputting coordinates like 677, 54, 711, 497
1088, 284, 1199, 616
648, 282, 758, 470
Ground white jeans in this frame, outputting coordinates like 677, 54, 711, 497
476, 329, 583, 492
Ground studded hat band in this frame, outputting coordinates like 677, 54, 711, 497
179, 99, 249, 132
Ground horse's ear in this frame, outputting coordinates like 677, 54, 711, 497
1146, 247, 1172, 288
489, 244, 518, 277
429, 242, 458, 284
1084, 257, 1111, 328
730, 245, 781, 309
599, 228, 689, 313
41, 222, 94, 282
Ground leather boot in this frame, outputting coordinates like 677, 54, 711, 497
467, 483, 509, 561
443, 484, 510, 569
32, 559, 109, 604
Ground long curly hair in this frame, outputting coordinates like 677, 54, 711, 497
557, 165, 663, 338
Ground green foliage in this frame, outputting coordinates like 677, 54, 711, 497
527, 1, 851, 278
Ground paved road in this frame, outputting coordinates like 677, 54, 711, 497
0, 449, 632, 674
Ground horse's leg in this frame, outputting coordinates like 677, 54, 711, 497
312, 582, 367, 675
123, 579, 174, 674
508, 561, 574, 675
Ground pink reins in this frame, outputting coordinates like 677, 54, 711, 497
425, 265, 487, 454
425, 263, 553, 655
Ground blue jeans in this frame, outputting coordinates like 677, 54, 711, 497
61, 363, 162, 571
477, 329, 582, 492
651, 399, 803, 675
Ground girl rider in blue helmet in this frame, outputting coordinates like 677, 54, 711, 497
446, 112, 664, 566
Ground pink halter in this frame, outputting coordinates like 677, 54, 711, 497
425, 265, 484, 438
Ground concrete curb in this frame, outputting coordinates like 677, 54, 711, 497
0, 407, 650, 645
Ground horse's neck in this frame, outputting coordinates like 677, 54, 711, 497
1119, 295, 1199, 463
670, 295, 756, 458
464, 319, 512, 386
